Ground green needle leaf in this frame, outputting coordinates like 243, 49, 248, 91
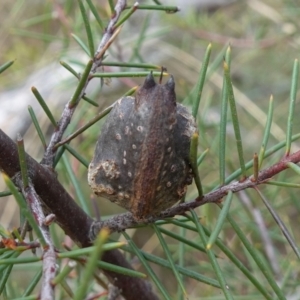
122, 231, 172, 300
219, 47, 231, 185
153, 225, 187, 297
60, 61, 80, 79
286, 59, 299, 155
266, 180, 300, 188
97, 260, 146, 278
197, 148, 209, 166
225, 212, 286, 299
0, 175, 45, 245
78, 0, 95, 57
259, 95, 274, 168
55, 103, 113, 150
69, 59, 93, 107
159, 227, 207, 253
189, 211, 234, 300
0, 191, 12, 197
122, 243, 220, 287
207, 191, 233, 250
253, 152, 258, 182
28, 106, 47, 149
52, 261, 76, 285
0, 252, 42, 265
74, 229, 109, 300
115, 3, 138, 28
0, 265, 13, 294
22, 269, 42, 297
108, 0, 115, 14
71, 33, 91, 57
86, 0, 103, 30
192, 43, 212, 119
126, 5, 179, 13
16, 134, 29, 188
0, 60, 14, 74
123, 86, 138, 97
61, 155, 90, 214
255, 188, 300, 260
223, 60, 246, 179
31, 87, 57, 128
287, 162, 300, 175
168, 218, 273, 299
92, 71, 168, 78
63, 144, 89, 168
82, 95, 99, 107
189, 132, 203, 198
101, 61, 161, 69
223, 133, 300, 185
58, 243, 125, 258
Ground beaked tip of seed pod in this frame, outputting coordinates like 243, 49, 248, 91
143, 71, 156, 89
165, 75, 175, 91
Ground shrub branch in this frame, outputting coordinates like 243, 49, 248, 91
0, 129, 159, 300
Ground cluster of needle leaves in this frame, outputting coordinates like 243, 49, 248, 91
0, 1, 300, 300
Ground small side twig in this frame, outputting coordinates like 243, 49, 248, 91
42, 0, 127, 167
93, 0, 127, 67
22, 184, 57, 300
15, 133, 57, 299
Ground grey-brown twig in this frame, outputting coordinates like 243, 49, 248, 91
21, 184, 56, 300
93, 0, 127, 67
41, 0, 127, 167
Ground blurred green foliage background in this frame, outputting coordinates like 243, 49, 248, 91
1, 0, 300, 298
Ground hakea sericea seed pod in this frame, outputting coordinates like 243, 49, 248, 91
88, 73, 197, 220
